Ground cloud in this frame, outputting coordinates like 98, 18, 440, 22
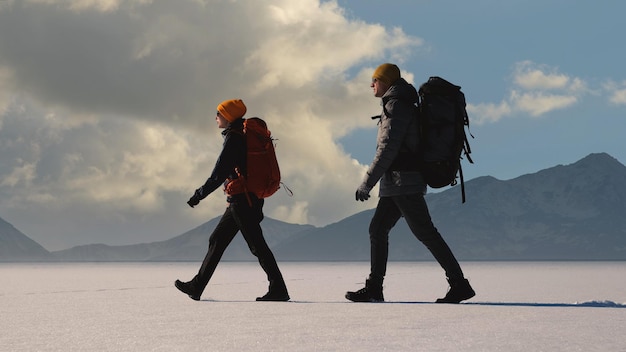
512, 61, 587, 95
509, 90, 578, 117
0, 96, 239, 248
604, 80, 626, 106
0, 0, 422, 248
513, 61, 573, 90
26, 0, 128, 13
469, 61, 587, 124
1, 98, 205, 206
466, 101, 512, 125
0, 67, 15, 124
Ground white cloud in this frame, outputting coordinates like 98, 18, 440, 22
604, 80, 626, 106
0, 161, 37, 188
510, 90, 578, 117
513, 61, 572, 90
610, 89, 626, 105
470, 61, 587, 124
0, 0, 420, 248
247, 2, 421, 91
272, 200, 309, 226
467, 101, 512, 125
22, 0, 151, 13
1, 99, 207, 207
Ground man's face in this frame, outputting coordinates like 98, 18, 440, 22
371, 78, 389, 98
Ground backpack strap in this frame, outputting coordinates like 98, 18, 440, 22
459, 164, 466, 203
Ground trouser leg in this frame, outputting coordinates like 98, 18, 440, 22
232, 196, 287, 292
193, 206, 239, 291
394, 193, 464, 281
368, 197, 402, 285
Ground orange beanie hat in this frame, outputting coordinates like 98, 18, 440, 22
372, 63, 401, 85
217, 99, 247, 122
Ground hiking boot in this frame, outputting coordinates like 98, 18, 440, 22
256, 291, 290, 302
345, 279, 384, 302
175, 279, 201, 301
436, 278, 475, 303
257, 280, 290, 302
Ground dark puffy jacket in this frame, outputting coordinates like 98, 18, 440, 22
362, 78, 427, 197
194, 118, 246, 201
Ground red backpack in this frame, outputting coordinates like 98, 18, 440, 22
225, 117, 281, 204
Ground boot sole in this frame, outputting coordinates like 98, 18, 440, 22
435, 291, 476, 304
345, 293, 384, 303
256, 296, 290, 302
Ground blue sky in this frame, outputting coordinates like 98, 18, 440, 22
0, 0, 624, 250
337, 0, 626, 180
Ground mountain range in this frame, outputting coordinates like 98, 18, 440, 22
2, 152, 625, 262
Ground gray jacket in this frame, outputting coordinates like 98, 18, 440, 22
362, 78, 427, 197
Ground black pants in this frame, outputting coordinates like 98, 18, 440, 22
191, 194, 287, 293
368, 194, 464, 285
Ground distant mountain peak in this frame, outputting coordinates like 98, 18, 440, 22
575, 152, 626, 171
0, 217, 51, 261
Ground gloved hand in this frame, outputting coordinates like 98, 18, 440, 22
187, 194, 200, 208
355, 183, 372, 202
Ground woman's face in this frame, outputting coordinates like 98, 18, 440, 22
215, 112, 229, 128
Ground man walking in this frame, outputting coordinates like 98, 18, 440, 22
346, 64, 475, 304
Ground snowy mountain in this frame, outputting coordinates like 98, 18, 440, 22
0, 217, 52, 262
273, 152, 626, 261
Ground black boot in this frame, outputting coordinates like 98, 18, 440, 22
256, 280, 290, 302
174, 279, 202, 301
345, 279, 384, 302
436, 278, 475, 303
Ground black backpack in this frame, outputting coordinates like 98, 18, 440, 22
417, 76, 474, 202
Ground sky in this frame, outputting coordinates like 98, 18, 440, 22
1, 0, 625, 251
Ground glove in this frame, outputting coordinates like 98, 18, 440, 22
187, 194, 200, 208
355, 184, 372, 202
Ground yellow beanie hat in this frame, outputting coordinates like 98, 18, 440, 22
372, 63, 401, 85
217, 99, 247, 122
